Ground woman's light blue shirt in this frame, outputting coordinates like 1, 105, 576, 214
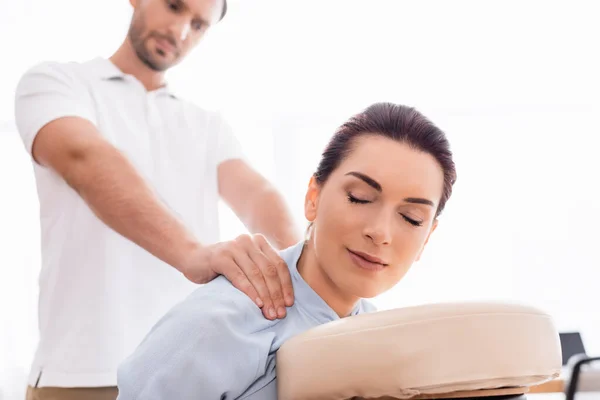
116, 241, 376, 399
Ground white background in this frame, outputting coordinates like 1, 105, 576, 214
1, 0, 599, 398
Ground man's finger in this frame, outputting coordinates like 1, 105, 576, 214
231, 248, 277, 320
247, 248, 287, 319
219, 256, 263, 310
258, 238, 295, 307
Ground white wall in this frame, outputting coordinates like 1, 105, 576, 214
271, 106, 600, 348
1, 0, 599, 397
264, 0, 600, 353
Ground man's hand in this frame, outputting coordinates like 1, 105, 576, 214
181, 234, 295, 320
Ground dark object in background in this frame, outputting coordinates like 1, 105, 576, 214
560, 332, 587, 365
564, 354, 600, 400
560, 332, 600, 400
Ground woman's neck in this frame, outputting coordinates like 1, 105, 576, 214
297, 241, 360, 318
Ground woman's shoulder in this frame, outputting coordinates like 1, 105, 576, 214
181, 276, 277, 332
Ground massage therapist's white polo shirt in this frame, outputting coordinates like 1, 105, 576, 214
14, 57, 245, 387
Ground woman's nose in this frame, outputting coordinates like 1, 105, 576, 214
363, 211, 392, 246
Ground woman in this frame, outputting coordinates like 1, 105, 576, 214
116, 102, 457, 399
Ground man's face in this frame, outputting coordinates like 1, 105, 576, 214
128, 0, 223, 71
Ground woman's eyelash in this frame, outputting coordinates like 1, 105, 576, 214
402, 215, 423, 227
348, 193, 423, 227
347, 193, 370, 204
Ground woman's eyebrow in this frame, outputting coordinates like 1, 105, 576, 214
345, 171, 382, 192
403, 197, 435, 207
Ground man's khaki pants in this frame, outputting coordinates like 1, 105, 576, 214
26, 386, 118, 400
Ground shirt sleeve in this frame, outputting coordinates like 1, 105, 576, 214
14, 61, 96, 157
116, 284, 269, 400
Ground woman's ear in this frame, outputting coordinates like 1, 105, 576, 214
304, 176, 321, 223
415, 219, 439, 262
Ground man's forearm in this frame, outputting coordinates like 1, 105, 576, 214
243, 187, 301, 249
66, 144, 200, 272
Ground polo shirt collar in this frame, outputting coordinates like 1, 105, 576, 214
90, 57, 178, 98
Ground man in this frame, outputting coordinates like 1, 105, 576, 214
14, 0, 300, 398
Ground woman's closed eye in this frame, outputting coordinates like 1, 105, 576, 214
347, 193, 370, 204
401, 215, 423, 227
347, 192, 423, 227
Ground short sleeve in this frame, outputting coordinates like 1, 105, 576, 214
14, 62, 96, 157
214, 112, 246, 166
116, 282, 270, 400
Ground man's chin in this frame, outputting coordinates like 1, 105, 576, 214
146, 59, 171, 72
138, 51, 174, 72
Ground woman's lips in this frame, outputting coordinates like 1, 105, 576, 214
347, 249, 387, 272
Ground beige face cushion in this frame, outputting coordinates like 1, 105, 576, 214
276, 302, 562, 400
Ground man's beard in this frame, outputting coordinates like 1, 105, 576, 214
128, 17, 172, 72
